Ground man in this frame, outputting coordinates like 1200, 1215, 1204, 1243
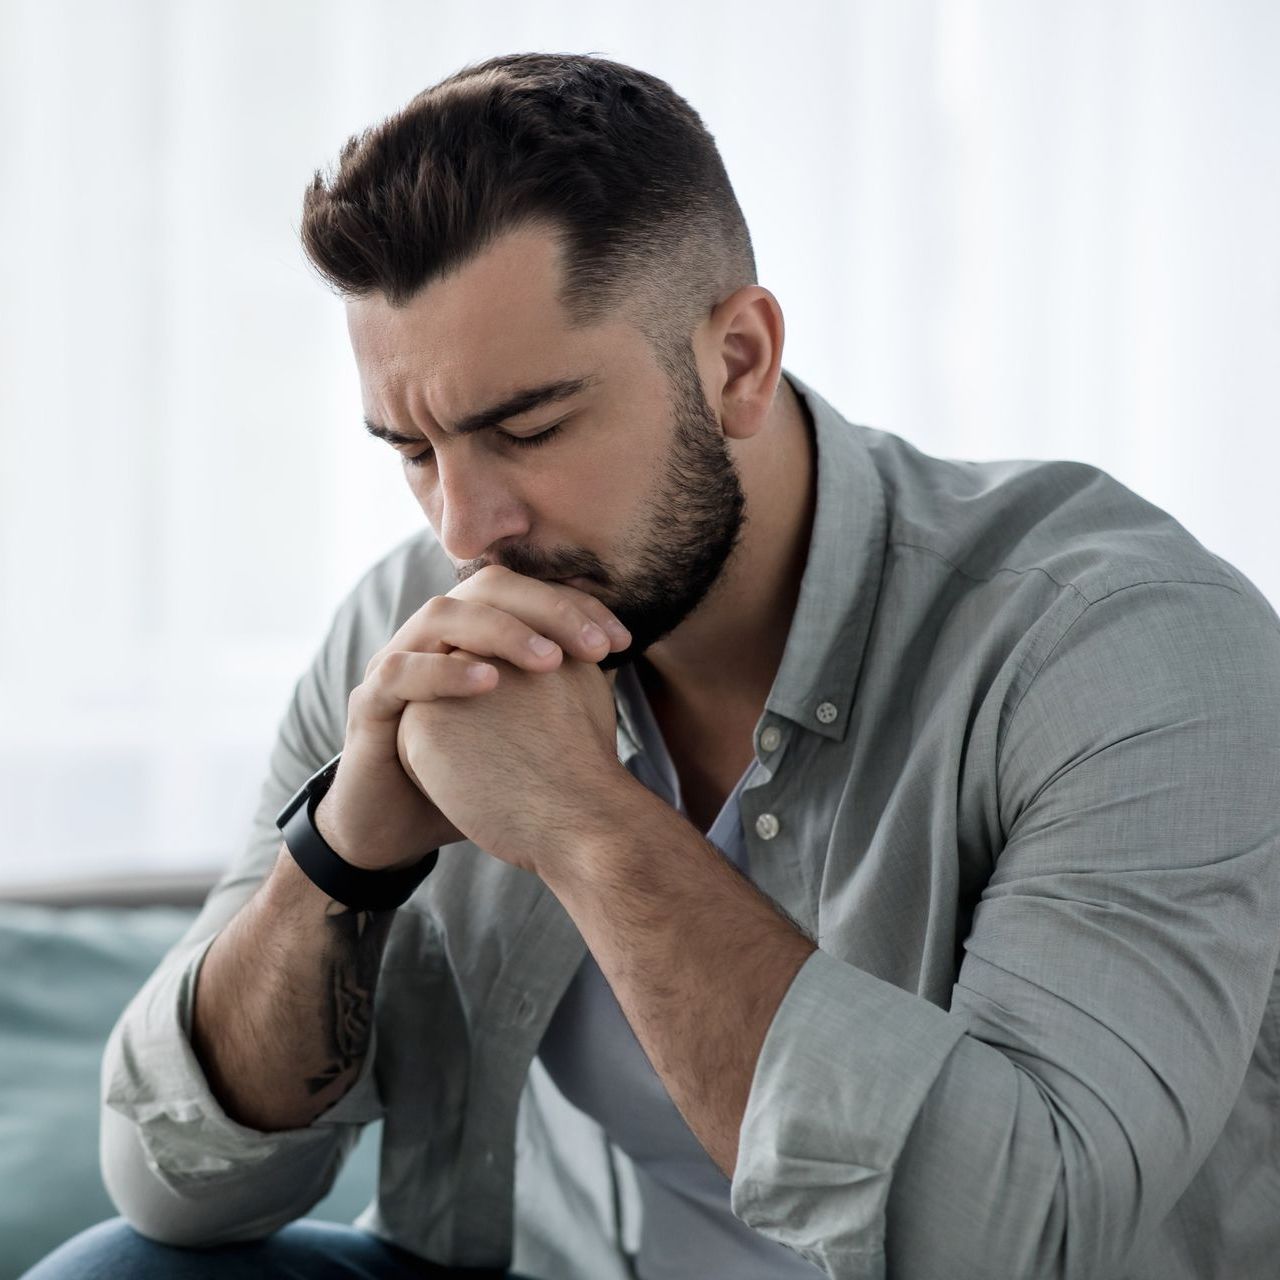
25, 51, 1280, 1280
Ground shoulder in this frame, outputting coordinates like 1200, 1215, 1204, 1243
862, 425, 1276, 630
333, 526, 457, 636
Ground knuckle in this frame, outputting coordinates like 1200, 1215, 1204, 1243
363, 649, 410, 694
379, 649, 410, 680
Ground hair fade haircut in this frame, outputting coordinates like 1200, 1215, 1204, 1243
300, 52, 757, 364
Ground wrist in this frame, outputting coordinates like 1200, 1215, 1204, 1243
313, 791, 434, 873
537, 770, 659, 889
277, 760, 439, 912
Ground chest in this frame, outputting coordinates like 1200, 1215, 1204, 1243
648, 701, 761, 834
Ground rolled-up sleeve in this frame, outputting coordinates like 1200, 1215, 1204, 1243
100, 928, 382, 1244
730, 580, 1280, 1280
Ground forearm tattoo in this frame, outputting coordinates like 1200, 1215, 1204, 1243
305, 900, 394, 1096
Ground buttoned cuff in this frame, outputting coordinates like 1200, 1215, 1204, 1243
102, 930, 383, 1193
730, 948, 966, 1277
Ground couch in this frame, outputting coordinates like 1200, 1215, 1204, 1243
0, 873, 380, 1279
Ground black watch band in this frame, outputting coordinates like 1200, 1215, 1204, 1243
275, 753, 438, 912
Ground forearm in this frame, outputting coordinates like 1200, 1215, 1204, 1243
190, 844, 396, 1132
534, 793, 1074, 1276
540, 785, 817, 1178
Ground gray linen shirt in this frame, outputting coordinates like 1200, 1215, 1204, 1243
101, 370, 1280, 1280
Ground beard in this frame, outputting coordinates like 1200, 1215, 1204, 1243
463, 341, 748, 671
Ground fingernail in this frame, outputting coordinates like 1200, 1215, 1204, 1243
605, 620, 631, 644
529, 636, 558, 657
581, 622, 608, 648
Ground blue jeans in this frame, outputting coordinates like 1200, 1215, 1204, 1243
19, 1217, 536, 1279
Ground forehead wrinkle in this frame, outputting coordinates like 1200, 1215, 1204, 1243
364, 369, 604, 451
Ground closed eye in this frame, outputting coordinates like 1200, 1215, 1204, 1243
401, 420, 567, 469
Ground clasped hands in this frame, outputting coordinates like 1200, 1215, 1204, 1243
385, 566, 640, 876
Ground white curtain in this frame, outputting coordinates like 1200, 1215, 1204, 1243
2, 0, 1277, 884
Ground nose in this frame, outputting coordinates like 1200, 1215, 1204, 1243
431, 451, 530, 563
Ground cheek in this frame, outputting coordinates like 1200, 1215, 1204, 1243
548, 431, 657, 524
401, 424, 660, 543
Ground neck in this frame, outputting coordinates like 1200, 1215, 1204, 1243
638, 374, 817, 722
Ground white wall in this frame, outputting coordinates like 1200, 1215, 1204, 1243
2, 0, 1277, 884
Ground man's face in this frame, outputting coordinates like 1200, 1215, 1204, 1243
346, 226, 746, 669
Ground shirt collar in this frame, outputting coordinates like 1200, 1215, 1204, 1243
764, 368, 887, 742
614, 367, 887, 755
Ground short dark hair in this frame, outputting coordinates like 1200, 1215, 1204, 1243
300, 52, 757, 361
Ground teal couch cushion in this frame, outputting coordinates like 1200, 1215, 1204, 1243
0, 903, 380, 1279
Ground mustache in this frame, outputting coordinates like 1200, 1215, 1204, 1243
457, 545, 606, 585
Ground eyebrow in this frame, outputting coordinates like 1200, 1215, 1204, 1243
363, 374, 598, 447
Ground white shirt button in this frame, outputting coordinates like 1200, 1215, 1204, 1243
759, 726, 782, 752
816, 701, 838, 725
755, 812, 780, 840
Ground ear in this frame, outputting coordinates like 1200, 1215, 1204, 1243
698, 285, 786, 442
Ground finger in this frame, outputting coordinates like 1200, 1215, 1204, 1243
366, 594, 564, 679
354, 650, 498, 724
411, 595, 574, 670
452, 564, 631, 662
369, 564, 631, 675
